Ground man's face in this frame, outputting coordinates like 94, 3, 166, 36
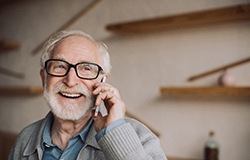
41, 36, 103, 121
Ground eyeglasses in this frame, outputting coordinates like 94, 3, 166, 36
44, 59, 103, 80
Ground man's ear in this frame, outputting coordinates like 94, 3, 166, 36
40, 69, 45, 87
104, 73, 109, 80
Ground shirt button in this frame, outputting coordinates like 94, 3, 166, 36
45, 144, 50, 148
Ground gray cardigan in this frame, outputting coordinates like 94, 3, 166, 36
9, 113, 167, 160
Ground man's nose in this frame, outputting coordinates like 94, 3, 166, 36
62, 68, 79, 87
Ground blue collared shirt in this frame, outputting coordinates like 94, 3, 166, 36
41, 113, 125, 160
42, 114, 93, 160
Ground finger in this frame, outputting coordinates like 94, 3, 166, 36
93, 84, 113, 95
95, 91, 116, 106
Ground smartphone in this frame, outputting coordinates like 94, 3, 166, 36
94, 76, 106, 117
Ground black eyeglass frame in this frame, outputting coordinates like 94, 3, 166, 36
44, 59, 104, 80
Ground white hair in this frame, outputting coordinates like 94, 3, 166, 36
40, 30, 111, 74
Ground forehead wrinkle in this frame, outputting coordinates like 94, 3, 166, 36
50, 55, 98, 65
50, 36, 102, 65
54, 35, 99, 54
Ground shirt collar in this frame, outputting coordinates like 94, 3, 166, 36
78, 118, 93, 141
42, 113, 54, 148
42, 114, 94, 149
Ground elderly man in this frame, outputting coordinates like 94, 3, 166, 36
9, 30, 167, 160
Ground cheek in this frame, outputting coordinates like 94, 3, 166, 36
45, 77, 61, 91
81, 79, 98, 91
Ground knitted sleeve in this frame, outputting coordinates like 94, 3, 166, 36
97, 118, 167, 160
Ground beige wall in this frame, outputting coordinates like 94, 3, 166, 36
0, 0, 250, 159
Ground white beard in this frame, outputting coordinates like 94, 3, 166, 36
43, 82, 95, 121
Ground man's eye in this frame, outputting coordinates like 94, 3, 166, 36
78, 63, 99, 75
52, 64, 67, 72
56, 65, 66, 69
79, 66, 92, 72
83, 66, 91, 71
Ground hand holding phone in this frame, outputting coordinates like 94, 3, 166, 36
92, 77, 126, 132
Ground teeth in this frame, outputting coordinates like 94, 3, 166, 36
61, 92, 82, 98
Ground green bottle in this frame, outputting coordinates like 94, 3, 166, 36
204, 131, 219, 160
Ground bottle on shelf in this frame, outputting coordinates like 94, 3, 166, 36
204, 131, 219, 160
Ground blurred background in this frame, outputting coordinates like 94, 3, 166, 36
0, 0, 250, 159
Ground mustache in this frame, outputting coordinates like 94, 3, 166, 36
53, 82, 92, 98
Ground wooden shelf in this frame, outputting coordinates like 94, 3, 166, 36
160, 86, 250, 96
0, 86, 43, 95
0, 40, 20, 52
168, 157, 201, 160
106, 3, 250, 33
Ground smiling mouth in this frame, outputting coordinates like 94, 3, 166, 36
59, 92, 83, 99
